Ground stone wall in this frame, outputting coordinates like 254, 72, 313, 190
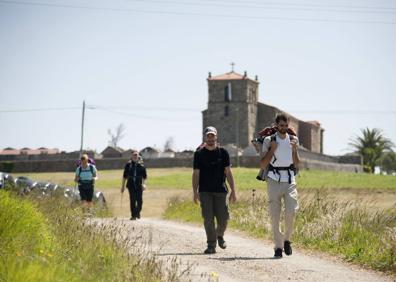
1, 152, 362, 173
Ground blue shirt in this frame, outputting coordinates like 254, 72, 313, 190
75, 164, 97, 183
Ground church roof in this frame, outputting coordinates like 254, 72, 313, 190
208, 71, 254, 81
306, 120, 322, 127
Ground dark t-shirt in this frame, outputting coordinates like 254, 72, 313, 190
193, 147, 230, 193
123, 161, 147, 190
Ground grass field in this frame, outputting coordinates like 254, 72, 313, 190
23, 167, 396, 191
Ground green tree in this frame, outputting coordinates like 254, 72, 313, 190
349, 128, 394, 173
380, 151, 396, 174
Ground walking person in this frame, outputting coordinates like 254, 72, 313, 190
74, 154, 97, 214
193, 126, 237, 254
121, 150, 147, 220
260, 113, 300, 258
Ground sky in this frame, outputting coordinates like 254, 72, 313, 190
0, 0, 395, 155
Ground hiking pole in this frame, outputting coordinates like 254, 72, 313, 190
252, 189, 256, 210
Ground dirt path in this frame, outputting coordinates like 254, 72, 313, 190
95, 217, 392, 282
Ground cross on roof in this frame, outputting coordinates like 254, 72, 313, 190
230, 62, 235, 72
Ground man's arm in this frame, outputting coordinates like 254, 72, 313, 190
121, 164, 129, 193
225, 166, 236, 203
74, 168, 79, 183
121, 177, 127, 193
291, 139, 300, 167
92, 166, 97, 184
192, 169, 200, 204
260, 141, 277, 169
142, 167, 147, 190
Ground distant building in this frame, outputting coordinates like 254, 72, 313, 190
101, 146, 124, 158
121, 149, 135, 159
159, 149, 176, 158
140, 147, 160, 159
202, 70, 324, 153
175, 150, 194, 158
0, 147, 60, 160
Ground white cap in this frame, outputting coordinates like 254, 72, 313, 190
204, 126, 217, 136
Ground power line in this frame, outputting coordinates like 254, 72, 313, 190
0, 106, 80, 113
176, 0, 396, 11
94, 107, 196, 121
1, 0, 395, 25
1, 105, 395, 115
91, 104, 200, 112
125, 0, 396, 15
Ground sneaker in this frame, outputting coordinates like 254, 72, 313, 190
217, 236, 227, 249
137, 214, 141, 219
274, 248, 283, 258
204, 246, 216, 254
284, 241, 292, 256
130, 217, 137, 220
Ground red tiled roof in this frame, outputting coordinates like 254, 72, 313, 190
0, 148, 60, 155
306, 121, 321, 127
0, 149, 20, 155
208, 71, 246, 81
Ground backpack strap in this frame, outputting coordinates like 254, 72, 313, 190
270, 134, 277, 164
78, 164, 94, 179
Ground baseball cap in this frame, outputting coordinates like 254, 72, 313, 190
204, 126, 217, 135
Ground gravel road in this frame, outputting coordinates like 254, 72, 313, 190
94, 217, 393, 282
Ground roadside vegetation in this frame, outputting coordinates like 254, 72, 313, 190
13, 168, 396, 275
164, 191, 396, 274
0, 189, 181, 282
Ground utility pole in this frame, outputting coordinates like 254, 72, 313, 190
236, 108, 240, 167
80, 100, 86, 156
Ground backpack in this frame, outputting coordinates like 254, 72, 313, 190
253, 126, 298, 182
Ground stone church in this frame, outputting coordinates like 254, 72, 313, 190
202, 70, 324, 153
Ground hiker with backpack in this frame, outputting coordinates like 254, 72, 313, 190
260, 113, 300, 258
74, 154, 97, 212
121, 150, 147, 220
193, 126, 237, 254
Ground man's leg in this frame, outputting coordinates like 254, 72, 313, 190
136, 189, 143, 218
213, 193, 229, 249
267, 179, 284, 250
213, 193, 229, 237
128, 188, 137, 218
284, 182, 299, 254
200, 192, 216, 249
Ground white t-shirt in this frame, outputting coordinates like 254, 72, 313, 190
262, 133, 299, 184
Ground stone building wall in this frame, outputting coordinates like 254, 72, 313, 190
203, 78, 259, 148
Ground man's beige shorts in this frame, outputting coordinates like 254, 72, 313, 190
267, 178, 299, 213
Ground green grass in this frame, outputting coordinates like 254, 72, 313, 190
23, 168, 396, 191
0, 190, 180, 282
164, 193, 396, 274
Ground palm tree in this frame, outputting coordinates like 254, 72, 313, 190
349, 128, 394, 173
